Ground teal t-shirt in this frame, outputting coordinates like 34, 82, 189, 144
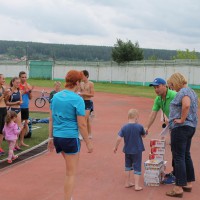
50, 90, 85, 138
152, 89, 177, 117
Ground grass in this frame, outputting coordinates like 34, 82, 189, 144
0, 112, 49, 161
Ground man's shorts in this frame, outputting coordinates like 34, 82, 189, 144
21, 108, 29, 120
53, 137, 81, 154
84, 100, 93, 110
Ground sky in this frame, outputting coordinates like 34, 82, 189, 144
0, 0, 200, 51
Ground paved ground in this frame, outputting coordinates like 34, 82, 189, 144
0, 87, 199, 200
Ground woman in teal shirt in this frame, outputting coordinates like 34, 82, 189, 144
48, 70, 93, 200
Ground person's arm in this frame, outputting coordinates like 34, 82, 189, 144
28, 85, 34, 100
145, 111, 158, 134
13, 123, 21, 135
113, 136, 122, 153
47, 110, 55, 152
77, 115, 93, 153
173, 96, 190, 124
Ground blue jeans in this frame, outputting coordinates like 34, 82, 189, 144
171, 126, 195, 186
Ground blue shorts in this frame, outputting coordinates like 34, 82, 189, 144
53, 137, 80, 154
125, 152, 142, 175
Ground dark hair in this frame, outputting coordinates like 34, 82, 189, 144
10, 77, 19, 87
19, 71, 26, 77
82, 70, 89, 78
5, 110, 17, 125
65, 70, 83, 88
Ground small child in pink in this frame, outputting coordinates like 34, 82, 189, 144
3, 110, 20, 163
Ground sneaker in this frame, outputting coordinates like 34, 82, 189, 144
162, 173, 176, 184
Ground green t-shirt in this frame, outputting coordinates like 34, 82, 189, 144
152, 89, 177, 117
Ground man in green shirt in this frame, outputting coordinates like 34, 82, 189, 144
145, 77, 177, 185
145, 78, 176, 133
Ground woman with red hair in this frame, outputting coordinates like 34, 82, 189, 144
48, 70, 93, 200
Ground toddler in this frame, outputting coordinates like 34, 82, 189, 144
114, 109, 146, 191
3, 110, 20, 163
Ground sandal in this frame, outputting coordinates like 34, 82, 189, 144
166, 190, 183, 198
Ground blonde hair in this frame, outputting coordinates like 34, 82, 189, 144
128, 109, 139, 119
5, 110, 17, 125
167, 72, 187, 91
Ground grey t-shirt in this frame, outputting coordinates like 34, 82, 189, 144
169, 87, 198, 129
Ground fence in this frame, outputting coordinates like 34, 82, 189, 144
1, 59, 200, 88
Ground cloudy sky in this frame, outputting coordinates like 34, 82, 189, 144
0, 0, 200, 51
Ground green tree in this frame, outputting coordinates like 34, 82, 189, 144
173, 49, 198, 59
112, 39, 143, 64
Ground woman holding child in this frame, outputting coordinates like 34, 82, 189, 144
166, 72, 198, 198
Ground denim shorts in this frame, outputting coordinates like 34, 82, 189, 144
125, 152, 142, 175
53, 137, 81, 155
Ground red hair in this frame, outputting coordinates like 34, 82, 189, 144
65, 70, 83, 88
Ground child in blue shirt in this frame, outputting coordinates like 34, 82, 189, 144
114, 109, 146, 191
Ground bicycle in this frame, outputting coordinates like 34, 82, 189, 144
35, 89, 50, 108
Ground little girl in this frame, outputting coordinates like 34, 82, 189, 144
3, 110, 20, 163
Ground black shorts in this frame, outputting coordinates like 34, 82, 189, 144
0, 107, 7, 134
84, 100, 93, 110
53, 137, 81, 154
21, 108, 29, 120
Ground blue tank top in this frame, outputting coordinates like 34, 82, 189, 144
10, 89, 20, 102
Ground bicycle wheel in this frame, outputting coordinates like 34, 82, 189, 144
35, 98, 46, 108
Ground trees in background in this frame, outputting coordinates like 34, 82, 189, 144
112, 39, 143, 64
173, 49, 199, 59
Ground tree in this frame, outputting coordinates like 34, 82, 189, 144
112, 39, 143, 64
173, 49, 198, 59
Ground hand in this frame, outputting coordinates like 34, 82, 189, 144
47, 139, 55, 152
173, 119, 183, 124
145, 127, 149, 135
113, 147, 117, 153
86, 141, 93, 153
16, 101, 21, 105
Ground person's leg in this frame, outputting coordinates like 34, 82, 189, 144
7, 141, 16, 162
167, 127, 187, 195
15, 112, 23, 149
61, 152, 79, 200
124, 154, 134, 187
19, 119, 29, 147
20, 109, 29, 147
132, 152, 143, 191
184, 126, 195, 189
0, 134, 3, 149
85, 110, 91, 138
0, 107, 6, 151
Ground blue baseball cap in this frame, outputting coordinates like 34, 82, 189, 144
149, 78, 166, 86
